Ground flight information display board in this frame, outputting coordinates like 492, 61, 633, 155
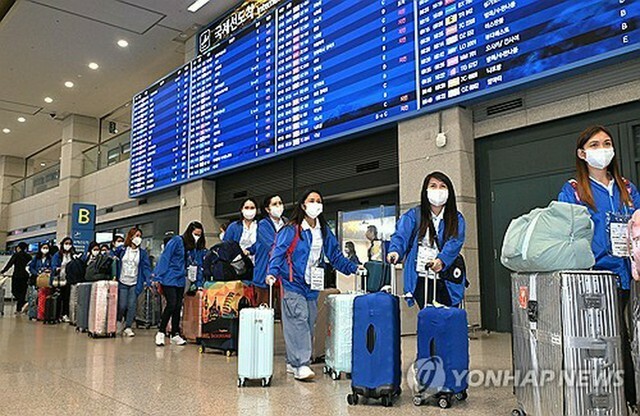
130, 0, 639, 196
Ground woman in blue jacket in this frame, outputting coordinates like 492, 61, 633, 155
558, 125, 640, 409
266, 190, 360, 381
388, 171, 466, 309
224, 198, 259, 258
113, 227, 152, 338
51, 237, 77, 323
153, 221, 206, 347
254, 194, 287, 309
29, 242, 53, 283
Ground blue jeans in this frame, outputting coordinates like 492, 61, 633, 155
281, 289, 318, 368
118, 283, 137, 329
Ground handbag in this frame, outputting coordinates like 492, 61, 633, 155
36, 272, 51, 288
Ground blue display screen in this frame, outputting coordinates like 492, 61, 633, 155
130, 0, 639, 197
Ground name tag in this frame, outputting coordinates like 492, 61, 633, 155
310, 267, 325, 291
187, 265, 198, 282
417, 245, 439, 273
609, 213, 631, 258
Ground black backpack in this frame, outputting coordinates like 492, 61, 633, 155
84, 254, 113, 281
65, 258, 87, 285
203, 241, 253, 282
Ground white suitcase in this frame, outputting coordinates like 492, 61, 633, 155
237, 285, 274, 387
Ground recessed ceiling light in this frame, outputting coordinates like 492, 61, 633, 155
88, 62, 99, 70
187, 0, 210, 12
2, 128, 10, 134
40, 162, 46, 167
64, 81, 74, 88
44, 97, 54, 103
117, 39, 129, 48
17, 117, 26, 123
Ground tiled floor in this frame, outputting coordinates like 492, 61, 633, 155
0, 302, 516, 416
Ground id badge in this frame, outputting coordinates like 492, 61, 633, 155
187, 265, 198, 282
609, 213, 631, 258
310, 267, 325, 291
417, 245, 439, 273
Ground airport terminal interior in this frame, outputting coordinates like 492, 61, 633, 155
0, 0, 639, 414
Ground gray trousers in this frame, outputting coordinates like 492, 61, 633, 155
281, 289, 318, 368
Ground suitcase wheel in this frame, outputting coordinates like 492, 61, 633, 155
323, 366, 329, 375
454, 391, 468, 401
330, 371, 340, 381
237, 378, 246, 388
261, 378, 271, 388
511, 409, 526, 416
198, 346, 205, 354
438, 396, 451, 409
225, 350, 232, 357
381, 395, 393, 408
413, 396, 424, 407
347, 394, 359, 406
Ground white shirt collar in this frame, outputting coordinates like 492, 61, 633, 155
589, 176, 615, 195
301, 219, 321, 231
243, 221, 257, 231
431, 207, 445, 222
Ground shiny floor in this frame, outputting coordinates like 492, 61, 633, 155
1, 302, 515, 416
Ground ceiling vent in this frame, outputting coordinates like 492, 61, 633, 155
486, 98, 524, 117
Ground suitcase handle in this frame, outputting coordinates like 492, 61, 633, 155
356, 268, 368, 293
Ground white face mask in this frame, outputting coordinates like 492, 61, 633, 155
63, 244, 72, 251
91, 250, 100, 257
115, 241, 124, 248
427, 189, 449, 207
41, 249, 49, 255
132, 237, 142, 247
219, 232, 225, 240
584, 148, 615, 170
242, 208, 257, 221
305, 202, 323, 219
193, 234, 201, 243
270, 205, 284, 219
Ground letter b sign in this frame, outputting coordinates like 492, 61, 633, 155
78, 208, 91, 225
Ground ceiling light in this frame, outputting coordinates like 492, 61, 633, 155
64, 81, 74, 88
44, 97, 54, 103
40, 162, 46, 167
88, 62, 99, 70
2, 128, 10, 134
187, 0, 210, 13
117, 39, 129, 48
17, 117, 26, 123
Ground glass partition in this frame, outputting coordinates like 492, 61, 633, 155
11, 163, 61, 202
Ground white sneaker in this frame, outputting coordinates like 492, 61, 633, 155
294, 366, 315, 381
155, 332, 165, 346
21, 303, 29, 313
286, 364, 295, 374
171, 335, 187, 346
123, 328, 135, 337
61, 315, 70, 323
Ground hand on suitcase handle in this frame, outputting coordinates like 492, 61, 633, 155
387, 252, 400, 264
266, 275, 277, 286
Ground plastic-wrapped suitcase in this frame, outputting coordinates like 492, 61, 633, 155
412, 275, 469, 409
511, 271, 626, 416
324, 269, 368, 380
136, 285, 162, 329
76, 282, 93, 332
348, 291, 402, 407
69, 284, 78, 326
199, 280, 252, 356
88, 281, 118, 338
27, 285, 38, 320
237, 284, 274, 388
182, 290, 203, 343
312, 288, 340, 363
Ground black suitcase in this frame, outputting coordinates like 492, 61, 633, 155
136, 286, 162, 329
43, 290, 60, 324
76, 282, 93, 332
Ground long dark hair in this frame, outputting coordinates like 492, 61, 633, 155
575, 125, 630, 211
182, 221, 206, 251
59, 237, 76, 255
237, 198, 259, 223
419, 172, 459, 246
288, 189, 328, 240
35, 242, 51, 260
88, 241, 99, 253
262, 194, 282, 217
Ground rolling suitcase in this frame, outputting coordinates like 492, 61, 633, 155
182, 290, 203, 343
0, 285, 5, 316
88, 281, 118, 338
27, 285, 38, 320
312, 288, 340, 363
511, 271, 626, 416
43, 289, 60, 324
348, 290, 402, 407
69, 284, 78, 326
324, 269, 368, 380
413, 274, 469, 409
237, 284, 274, 388
76, 282, 93, 332
136, 285, 162, 329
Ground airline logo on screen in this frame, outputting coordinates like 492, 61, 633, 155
198, 0, 284, 55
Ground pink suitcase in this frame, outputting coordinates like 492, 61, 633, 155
88, 281, 118, 338
629, 209, 640, 281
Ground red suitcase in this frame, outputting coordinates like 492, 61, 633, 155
88, 281, 118, 338
37, 287, 50, 321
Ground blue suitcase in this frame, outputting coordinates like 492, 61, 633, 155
347, 291, 401, 407
414, 306, 469, 408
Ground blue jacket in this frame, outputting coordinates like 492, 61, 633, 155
29, 256, 52, 276
268, 223, 359, 300
253, 217, 284, 289
224, 220, 258, 255
113, 246, 153, 296
388, 207, 466, 304
153, 236, 205, 288
558, 178, 640, 290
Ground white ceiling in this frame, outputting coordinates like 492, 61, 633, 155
0, 0, 239, 158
